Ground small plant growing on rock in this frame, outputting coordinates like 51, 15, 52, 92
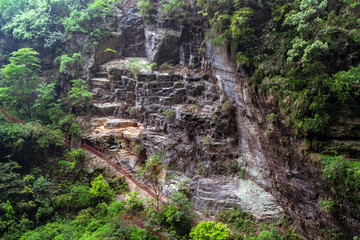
319, 198, 336, 213
137, 0, 154, 19
197, 162, 207, 175
55, 52, 83, 74
164, 107, 175, 120
188, 104, 198, 113
133, 144, 143, 155
159, 61, 174, 74
104, 48, 117, 54
128, 106, 136, 115
150, 62, 157, 72
221, 100, 234, 116
266, 113, 276, 122
129, 59, 142, 77
202, 135, 212, 148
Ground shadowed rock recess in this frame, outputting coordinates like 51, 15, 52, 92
73, 2, 360, 240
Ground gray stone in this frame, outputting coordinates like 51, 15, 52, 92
114, 89, 127, 100
126, 78, 136, 91
106, 119, 138, 128
157, 73, 171, 81
173, 82, 184, 88
145, 28, 181, 65
90, 78, 110, 89
108, 68, 129, 77
171, 74, 183, 82
137, 72, 156, 82
93, 102, 123, 116
126, 92, 136, 101
111, 81, 124, 88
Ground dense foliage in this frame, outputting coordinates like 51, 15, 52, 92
197, 0, 360, 136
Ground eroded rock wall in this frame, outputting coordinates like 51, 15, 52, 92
205, 40, 360, 238
82, 55, 284, 220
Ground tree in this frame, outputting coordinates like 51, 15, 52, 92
89, 174, 115, 204
138, 151, 165, 210
67, 79, 93, 112
146, 192, 194, 237
0, 161, 23, 203
0, 48, 40, 119
189, 221, 230, 240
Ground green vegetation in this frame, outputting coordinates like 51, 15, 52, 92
197, 0, 360, 136
55, 53, 84, 74
126, 191, 144, 214
319, 198, 336, 213
138, 152, 165, 209
104, 48, 117, 54
146, 192, 194, 238
67, 79, 93, 111
190, 221, 230, 240
0, 48, 40, 119
322, 155, 360, 203
215, 208, 302, 239
0, 120, 304, 239
122, 58, 157, 77
202, 135, 212, 148
164, 107, 176, 120
137, 0, 187, 24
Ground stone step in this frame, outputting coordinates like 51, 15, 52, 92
157, 74, 171, 81
95, 72, 108, 78
114, 89, 127, 100
91, 87, 113, 101
90, 77, 110, 82
137, 72, 156, 82
145, 82, 174, 89
98, 64, 108, 72
187, 75, 202, 82
111, 81, 125, 89
93, 102, 124, 116
90, 78, 110, 89
106, 119, 138, 129
108, 68, 129, 77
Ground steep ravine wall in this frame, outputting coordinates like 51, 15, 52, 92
205, 42, 360, 238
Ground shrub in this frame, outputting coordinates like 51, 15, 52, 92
89, 174, 115, 205
126, 192, 144, 214
55, 53, 83, 73
67, 79, 93, 112
216, 208, 255, 234
322, 155, 360, 202
147, 192, 194, 236
319, 198, 336, 213
189, 221, 230, 240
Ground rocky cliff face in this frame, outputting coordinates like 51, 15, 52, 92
205, 37, 360, 239
77, 2, 359, 239
81, 56, 283, 221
